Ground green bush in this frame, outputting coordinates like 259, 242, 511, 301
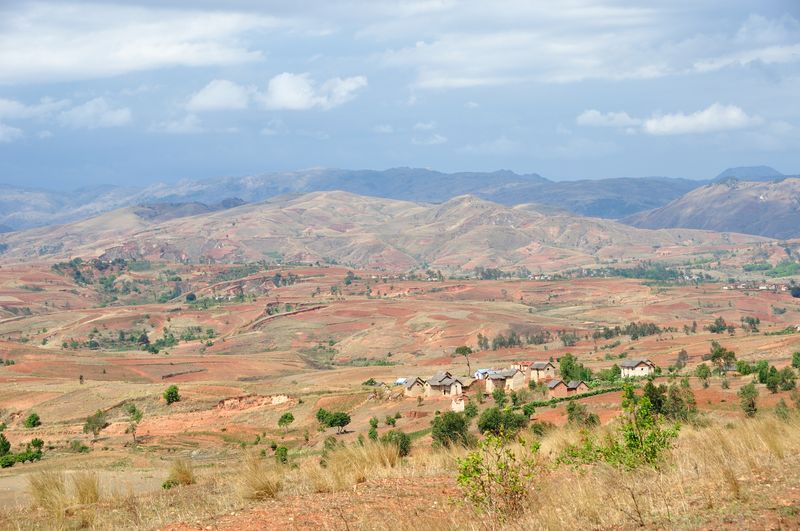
477, 408, 528, 436
23, 412, 41, 428
431, 411, 470, 448
163, 385, 181, 405
380, 430, 411, 456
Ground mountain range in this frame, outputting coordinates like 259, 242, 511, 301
0, 191, 764, 271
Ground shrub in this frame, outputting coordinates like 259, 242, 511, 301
0, 434, 9, 456
380, 430, 411, 457
464, 401, 479, 419
738, 382, 758, 417
477, 407, 528, 436
457, 433, 541, 520
566, 401, 599, 427
24, 412, 41, 428
384, 415, 396, 427
776, 398, 791, 421
83, 410, 108, 440
492, 389, 507, 407
163, 385, 181, 405
278, 412, 294, 434
431, 411, 470, 448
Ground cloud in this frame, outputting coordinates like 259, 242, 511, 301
0, 122, 23, 142
373, 124, 394, 134
412, 133, 447, 145
186, 79, 251, 111
258, 73, 367, 110
459, 136, 519, 155
0, 97, 70, 119
576, 109, 640, 127
413, 121, 436, 130
260, 119, 287, 136
642, 103, 762, 136
151, 114, 203, 134
59, 98, 132, 129
0, 3, 281, 84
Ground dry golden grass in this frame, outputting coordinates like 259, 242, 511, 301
72, 470, 101, 505
238, 453, 284, 500
166, 458, 196, 487
27, 470, 68, 518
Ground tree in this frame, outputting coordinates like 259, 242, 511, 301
0, 434, 9, 456
83, 410, 108, 440
709, 341, 736, 374
559, 353, 591, 381
23, 412, 41, 428
464, 401, 479, 419
431, 411, 470, 448
125, 403, 143, 444
455, 345, 473, 375
566, 401, 599, 427
274, 445, 289, 464
492, 388, 507, 408
738, 382, 758, 417
694, 363, 711, 388
163, 385, 181, 405
793, 352, 800, 370
327, 411, 351, 434
642, 381, 667, 414
278, 412, 295, 434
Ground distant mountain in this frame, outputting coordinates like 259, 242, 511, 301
0, 191, 763, 271
713, 166, 785, 182
3, 166, 781, 232
624, 178, 800, 239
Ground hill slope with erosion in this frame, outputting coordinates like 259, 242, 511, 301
624, 178, 800, 239
0, 191, 764, 271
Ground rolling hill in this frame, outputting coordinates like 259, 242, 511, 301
624, 178, 800, 239
0, 191, 764, 271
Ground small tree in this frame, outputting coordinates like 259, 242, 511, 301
23, 412, 41, 428
83, 410, 108, 440
738, 382, 758, 417
431, 411, 470, 448
492, 388, 507, 408
380, 430, 411, 456
278, 412, 294, 435
0, 433, 10, 456
125, 403, 143, 444
328, 411, 351, 434
793, 352, 800, 370
464, 401, 479, 419
274, 445, 288, 464
163, 385, 181, 405
455, 345, 473, 375
694, 363, 711, 388
477, 407, 528, 436
566, 401, 599, 427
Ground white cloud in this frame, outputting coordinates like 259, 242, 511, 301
187, 79, 251, 111
0, 122, 23, 142
151, 114, 203, 134
643, 103, 762, 136
0, 3, 281, 84
412, 133, 447, 145
459, 136, 519, 155
0, 97, 70, 119
465, 101, 479, 109
413, 121, 436, 130
260, 119, 287, 136
59, 98, 132, 129
258, 73, 367, 110
373, 124, 394, 134
576, 109, 640, 127
37, 130, 53, 139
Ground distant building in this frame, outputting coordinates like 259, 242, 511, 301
424, 372, 463, 397
619, 359, 656, 378
403, 377, 426, 397
566, 380, 589, 394
547, 379, 568, 399
485, 368, 526, 394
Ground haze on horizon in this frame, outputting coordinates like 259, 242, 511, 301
0, 0, 799, 189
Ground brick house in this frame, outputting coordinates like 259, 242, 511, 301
619, 359, 656, 378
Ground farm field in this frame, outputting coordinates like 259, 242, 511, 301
1, 258, 800, 528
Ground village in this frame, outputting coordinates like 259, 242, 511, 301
390, 358, 658, 412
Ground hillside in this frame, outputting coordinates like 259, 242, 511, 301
0, 168, 704, 231
0, 191, 763, 271
624, 178, 800, 239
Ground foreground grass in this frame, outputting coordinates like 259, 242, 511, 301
3, 414, 800, 529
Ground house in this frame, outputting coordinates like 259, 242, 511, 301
403, 377, 426, 397
566, 380, 589, 394
547, 379, 568, 399
424, 372, 463, 397
485, 368, 526, 394
473, 368, 494, 380
619, 359, 656, 378
530, 361, 557, 383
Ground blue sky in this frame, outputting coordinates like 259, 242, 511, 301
1, 0, 799, 188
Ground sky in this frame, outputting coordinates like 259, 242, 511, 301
0, 0, 799, 189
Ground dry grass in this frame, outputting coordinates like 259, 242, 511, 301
305, 441, 402, 493
27, 470, 68, 518
238, 453, 284, 500
72, 470, 101, 504
166, 458, 196, 487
